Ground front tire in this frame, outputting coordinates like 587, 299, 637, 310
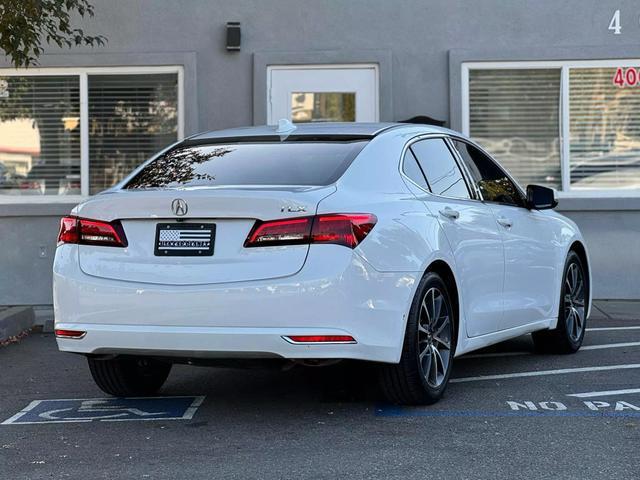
379, 272, 456, 405
532, 250, 587, 354
87, 356, 172, 397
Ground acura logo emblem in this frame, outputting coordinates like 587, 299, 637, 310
171, 198, 188, 216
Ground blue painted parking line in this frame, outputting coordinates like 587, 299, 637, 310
1, 396, 205, 425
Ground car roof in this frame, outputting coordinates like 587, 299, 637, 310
181, 122, 463, 146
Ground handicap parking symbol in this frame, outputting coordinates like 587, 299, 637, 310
1, 396, 205, 425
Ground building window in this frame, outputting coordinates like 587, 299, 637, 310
468, 69, 561, 190
464, 61, 640, 195
0, 67, 182, 199
569, 68, 640, 190
0, 76, 81, 195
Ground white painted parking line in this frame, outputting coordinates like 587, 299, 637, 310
567, 388, 640, 398
450, 363, 640, 383
459, 340, 640, 360
459, 351, 530, 360
582, 341, 640, 351
586, 326, 640, 332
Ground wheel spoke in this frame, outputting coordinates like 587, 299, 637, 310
575, 307, 585, 331
433, 334, 450, 350
433, 315, 451, 350
433, 347, 445, 378
566, 310, 575, 340
419, 344, 430, 361
429, 346, 439, 385
421, 347, 432, 378
421, 298, 431, 325
569, 264, 577, 294
432, 293, 443, 327
573, 276, 584, 301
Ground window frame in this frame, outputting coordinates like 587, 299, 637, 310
0, 66, 184, 203
462, 59, 640, 198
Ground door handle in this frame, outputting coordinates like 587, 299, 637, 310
496, 217, 513, 228
439, 207, 460, 220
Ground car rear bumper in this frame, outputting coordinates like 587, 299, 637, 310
53, 244, 419, 363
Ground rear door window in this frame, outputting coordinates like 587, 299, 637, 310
125, 141, 368, 189
410, 138, 470, 199
402, 149, 430, 190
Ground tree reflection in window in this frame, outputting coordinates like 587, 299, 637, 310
476, 177, 522, 206
126, 146, 232, 189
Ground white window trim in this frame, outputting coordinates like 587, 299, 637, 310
0, 65, 184, 203
266, 63, 380, 125
461, 59, 640, 198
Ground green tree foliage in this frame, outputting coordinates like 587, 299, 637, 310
0, 0, 106, 68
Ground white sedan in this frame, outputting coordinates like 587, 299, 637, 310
53, 122, 591, 405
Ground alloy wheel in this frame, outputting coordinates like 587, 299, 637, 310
564, 262, 586, 342
417, 287, 452, 388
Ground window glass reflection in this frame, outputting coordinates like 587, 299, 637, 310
126, 141, 368, 189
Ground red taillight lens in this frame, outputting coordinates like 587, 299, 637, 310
244, 217, 312, 247
286, 335, 356, 344
58, 217, 79, 244
54, 329, 86, 339
244, 213, 376, 249
57, 216, 128, 247
311, 214, 377, 248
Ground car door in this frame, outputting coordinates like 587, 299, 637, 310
406, 137, 505, 337
451, 139, 558, 330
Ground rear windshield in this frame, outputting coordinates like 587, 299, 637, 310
125, 141, 368, 189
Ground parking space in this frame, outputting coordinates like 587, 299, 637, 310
1, 315, 639, 479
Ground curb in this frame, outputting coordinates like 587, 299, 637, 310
0, 307, 35, 342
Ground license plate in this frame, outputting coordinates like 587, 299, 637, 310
154, 223, 215, 256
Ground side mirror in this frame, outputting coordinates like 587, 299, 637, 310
526, 185, 557, 210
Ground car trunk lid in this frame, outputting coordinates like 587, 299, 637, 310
75, 186, 335, 285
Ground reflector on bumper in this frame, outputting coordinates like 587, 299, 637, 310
284, 335, 356, 344
55, 329, 87, 339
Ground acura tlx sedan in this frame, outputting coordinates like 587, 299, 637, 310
53, 122, 591, 405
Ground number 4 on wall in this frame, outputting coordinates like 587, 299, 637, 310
609, 9, 622, 35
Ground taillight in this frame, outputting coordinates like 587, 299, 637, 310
244, 217, 312, 247
57, 216, 128, 247
285, 335, 356, 344
244, 213, 377, 249
55, 329, 87, 339
311, 214, 377, 248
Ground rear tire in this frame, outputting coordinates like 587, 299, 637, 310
87, 356, 172, 397
379, 272, 456, 405
532, 250, 587, 354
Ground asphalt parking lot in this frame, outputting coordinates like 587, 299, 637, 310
1, 308, 639, 480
